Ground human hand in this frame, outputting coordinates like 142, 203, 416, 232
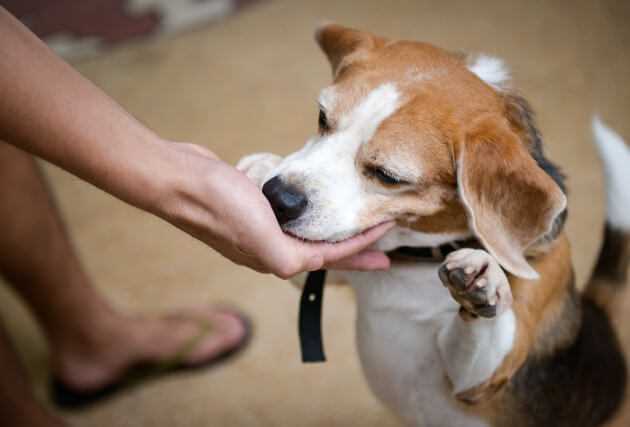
156, 142, 393, 279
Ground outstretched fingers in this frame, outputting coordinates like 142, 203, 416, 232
281, 222, 394, 278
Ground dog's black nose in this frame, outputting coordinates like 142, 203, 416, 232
262, 176, 308, 225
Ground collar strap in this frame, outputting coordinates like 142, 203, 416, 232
299, 270, 327, 363
386, 238, 478, 262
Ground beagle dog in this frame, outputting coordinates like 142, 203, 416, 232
238, 25, 629, 427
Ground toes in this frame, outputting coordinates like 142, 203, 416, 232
466, 284, 491, 305
449, 268, 470, 291
142, 308, 251, 368
439, 264, 486, 292
184, 311, 249, 365
438, 264, 451, 285
473, 303, 498, 318
463, 278, 501, 318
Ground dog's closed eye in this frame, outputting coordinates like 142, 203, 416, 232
364, 164, 409, 186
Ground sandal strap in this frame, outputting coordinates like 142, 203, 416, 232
154, 319, 214, 372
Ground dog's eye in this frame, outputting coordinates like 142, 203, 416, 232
366, 165, 406, 185
318, 109, 330, 133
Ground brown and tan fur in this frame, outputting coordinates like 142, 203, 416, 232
316, 24, 627, 426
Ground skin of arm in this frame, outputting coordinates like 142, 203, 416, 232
0, 8, 392, 278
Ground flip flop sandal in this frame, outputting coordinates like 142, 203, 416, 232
50, 311, 252, 410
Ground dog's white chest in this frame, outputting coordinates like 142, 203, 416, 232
348, 265, 489, 427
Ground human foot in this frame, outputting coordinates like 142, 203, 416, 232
49, 306, 249, 405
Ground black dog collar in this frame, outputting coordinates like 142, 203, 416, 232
386, 239, 477, 262
299, 270, 327, 362
298, 238, 477, 363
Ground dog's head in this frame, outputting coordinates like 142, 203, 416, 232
262, 24, 566, 279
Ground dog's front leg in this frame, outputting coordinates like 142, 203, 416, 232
436, 248, 516, 404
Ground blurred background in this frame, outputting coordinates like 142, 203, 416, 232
0, 0, 629, 425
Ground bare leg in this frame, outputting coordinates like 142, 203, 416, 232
0, 321, 65, 426
0, 142, 247, 396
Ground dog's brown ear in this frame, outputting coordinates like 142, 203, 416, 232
456, 115, 567, 280
315, 24, 379, 75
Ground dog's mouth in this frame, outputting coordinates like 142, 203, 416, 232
283, 229, 326, 243
283, 229, 350, 244
282, 221, 390, 244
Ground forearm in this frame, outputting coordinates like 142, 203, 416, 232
0, 7, 177, 212
0, 8, 393, 277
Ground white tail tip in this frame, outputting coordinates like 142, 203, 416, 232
592, 116, 630, 231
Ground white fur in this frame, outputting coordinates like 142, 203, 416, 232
236, 152, 282, 187
240, 154, 512, 427
318, 86, 338, 112
592, 117, 630, 231
338, 82, 401, 139
238, 83, 517, 426
438, 310, 515, 394
266, 83, 402, 241
467, 55, 510, 90
346, 264, 502, 427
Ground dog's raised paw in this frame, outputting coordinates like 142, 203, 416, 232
438, 249, 512, 319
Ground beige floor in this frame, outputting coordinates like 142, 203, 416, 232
1, 0, 630, 426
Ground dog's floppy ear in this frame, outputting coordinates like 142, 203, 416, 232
456, 115, 567, 280
315, 24, 379, 75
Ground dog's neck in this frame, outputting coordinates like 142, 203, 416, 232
298, 234, 477, 363
374, 226, 473, 252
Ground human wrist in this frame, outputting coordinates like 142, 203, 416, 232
129, 138, 190, 217
143, 140, 222, 233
